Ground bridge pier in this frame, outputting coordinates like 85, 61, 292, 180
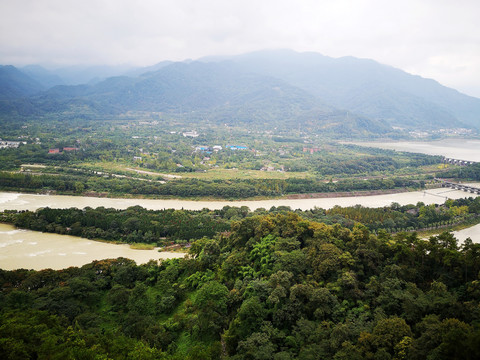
443, 157, 478, 166
435, 178, 480, 195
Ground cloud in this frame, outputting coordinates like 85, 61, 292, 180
1, 0, 479, 96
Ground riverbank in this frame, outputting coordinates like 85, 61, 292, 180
283, 187, 418, 199
414, 216, 480, 241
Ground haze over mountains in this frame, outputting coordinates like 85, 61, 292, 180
1, 49, 479, 135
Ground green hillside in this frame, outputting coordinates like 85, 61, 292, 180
1, 212, 479, 359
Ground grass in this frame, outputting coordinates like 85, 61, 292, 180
71, 161, 316, 180
177, 168, 313, 180
28, 155, 443, 184
129, 243, 156, 250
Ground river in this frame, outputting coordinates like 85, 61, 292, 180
0, 223, 185, 271
1, 186, 479, 270
452, 224, 480, 244
352, 138, 480, 162
0, 186, 478, 213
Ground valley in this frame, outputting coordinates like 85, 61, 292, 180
1, 49, 480, 360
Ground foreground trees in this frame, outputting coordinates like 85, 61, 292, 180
1, 213, 480, 359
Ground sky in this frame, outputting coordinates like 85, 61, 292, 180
1, 0, 479, 97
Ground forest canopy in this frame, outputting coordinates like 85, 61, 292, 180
1, 212, 480, 359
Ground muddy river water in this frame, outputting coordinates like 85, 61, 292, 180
0, 223, 185, 271
0, 186, 476, 213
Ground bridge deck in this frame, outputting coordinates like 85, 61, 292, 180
436, 178, 480, 194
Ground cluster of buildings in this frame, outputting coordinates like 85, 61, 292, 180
226, 145, 248, 150
48, 147, 80, 154
409, 128, 475, 138
303, 147, 322, 154
194, 145, 249, 153
0, 140, 25, 149
195, 145, 223, 153
183, 130, 199, 138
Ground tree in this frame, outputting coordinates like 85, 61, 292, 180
190, 281, 229, 340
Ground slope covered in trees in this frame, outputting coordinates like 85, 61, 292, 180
1, 61, 390, 136
1, 213, 480, 359
220, 49, 480, 129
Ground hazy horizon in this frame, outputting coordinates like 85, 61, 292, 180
1, 1, 479, 97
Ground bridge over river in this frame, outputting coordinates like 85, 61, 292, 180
435, 178, 480, 194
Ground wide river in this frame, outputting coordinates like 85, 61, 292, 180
354, 138, 480, 162
0, 187, 477, 213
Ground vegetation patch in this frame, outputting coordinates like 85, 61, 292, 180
129, 243, 156, 250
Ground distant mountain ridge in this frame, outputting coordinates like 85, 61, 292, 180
20, 65, 65, 89
205, 50, 480, 129
0, 65, 45, 100
27, 61, 389, 136
1, 50, 479, 134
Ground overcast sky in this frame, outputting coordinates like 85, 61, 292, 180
1, 0, 479, 97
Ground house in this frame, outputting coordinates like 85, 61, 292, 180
261, 165, 275, 171
226, 145, 248, 150
48, 148, 60, 154
195, 146, 210, 152
303, 147, 321, 154
183, 131, 199, 138
63, 147, 79, 152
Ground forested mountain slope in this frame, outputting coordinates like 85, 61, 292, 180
0, 65, 45, 100
217, 49, 480, 129
2, 49, 480, 133
4, 61, 391, 135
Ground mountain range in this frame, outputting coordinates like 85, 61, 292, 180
1, 50, 479, 135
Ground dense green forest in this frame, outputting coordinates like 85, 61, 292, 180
1, 213, 480, 359
438, 163, 480, 181
0, 171, 426, 199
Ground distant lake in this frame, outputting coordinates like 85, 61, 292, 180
0, 223, 185, 271
353, 139, 480, 162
